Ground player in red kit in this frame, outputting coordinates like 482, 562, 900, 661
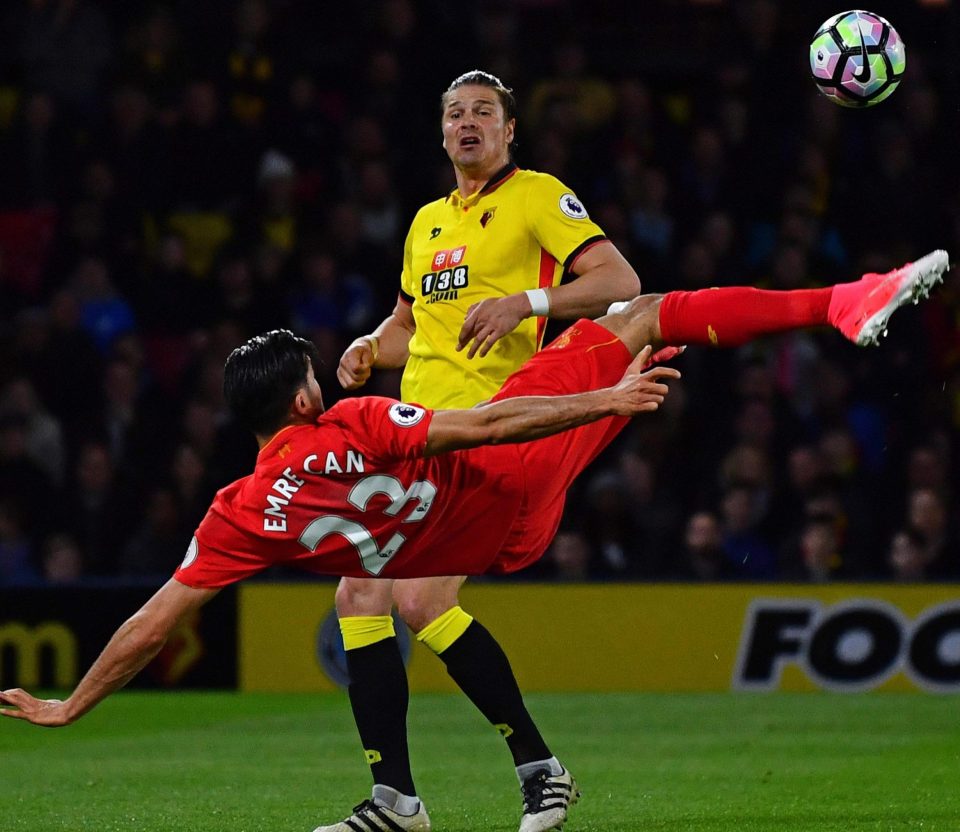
173, 320, 661, 589
2, 248, 948, 832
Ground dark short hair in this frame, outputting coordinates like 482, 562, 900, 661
441, 70, 516, 122
223, 329, 319, 435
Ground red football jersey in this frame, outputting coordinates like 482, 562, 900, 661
174, 396, 525, 587
174, 318, 636, 587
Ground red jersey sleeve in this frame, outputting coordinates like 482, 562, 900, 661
173, 479, 273, 589
320, 397, 433, 465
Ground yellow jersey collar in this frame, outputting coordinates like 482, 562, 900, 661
447, 162, 518, 209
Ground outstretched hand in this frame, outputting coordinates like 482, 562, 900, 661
607, 346, 682, 416
457, 295, 530, 359
0, 688, 72, 727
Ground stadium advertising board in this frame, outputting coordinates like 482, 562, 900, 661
734, 598, 960, 693
239, 583, 959, 693
0, 586, 237, 689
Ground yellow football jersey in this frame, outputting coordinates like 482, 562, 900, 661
399, 163, 606, 409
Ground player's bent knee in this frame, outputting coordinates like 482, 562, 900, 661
623, 293, 664, 317
394, 579, 465, 632
335, 576, 395, 617
396, 596, 457, 632
601, 293, 665, 351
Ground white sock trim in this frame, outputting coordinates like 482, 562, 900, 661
372, 784, 421, 816
516, 755, 563, 783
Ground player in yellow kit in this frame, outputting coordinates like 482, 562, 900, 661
327, 71, 640, 832
394, 158, 611, 408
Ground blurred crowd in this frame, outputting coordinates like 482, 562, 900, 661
0, 0, 958, 586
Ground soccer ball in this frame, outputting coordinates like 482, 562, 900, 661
810, 10, 906, 107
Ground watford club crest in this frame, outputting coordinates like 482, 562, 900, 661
480, 207, 496, 228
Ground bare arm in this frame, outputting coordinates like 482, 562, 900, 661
0, 579, 219, 726
424, 346, 679, 456
458, 240, 640, 358
337, 297, 417, 390
538, 239, 640, 318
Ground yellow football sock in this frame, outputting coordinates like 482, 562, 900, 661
416, 606, 474, 655
339, 615, 395, 651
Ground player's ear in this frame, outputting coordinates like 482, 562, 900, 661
291, 387, 310, 416
505, 118, 515, 146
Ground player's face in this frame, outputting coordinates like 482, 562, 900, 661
441, 85, 515, 175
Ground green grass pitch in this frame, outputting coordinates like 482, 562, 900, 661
2, 691, 958, 831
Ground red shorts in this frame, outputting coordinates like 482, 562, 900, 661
488, 319, 632, 573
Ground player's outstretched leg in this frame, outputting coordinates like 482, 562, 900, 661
603, 249, 950, 355
312, 795, 431, 832
518, 765, 581, 832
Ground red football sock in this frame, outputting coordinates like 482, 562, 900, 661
658, 287, 833, 348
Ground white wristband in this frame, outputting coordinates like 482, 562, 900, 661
525, 288, 551, 317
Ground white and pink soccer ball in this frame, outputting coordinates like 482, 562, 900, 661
810, 10, 906, 107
